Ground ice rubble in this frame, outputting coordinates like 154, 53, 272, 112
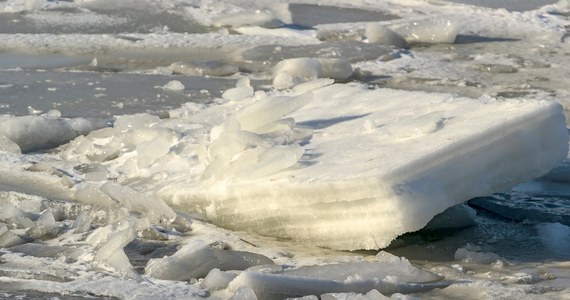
145, 240, 274, 281
0, 114, 109, 153
0, 79, 567, 252
1, 188, 449, 298
273, 58, 353, 90
216, 251, 448, 299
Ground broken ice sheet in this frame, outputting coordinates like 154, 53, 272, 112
145, 241, 274, 281
288, 3, 398, 28
160, 83, 568, 250
224, 255, 450, 299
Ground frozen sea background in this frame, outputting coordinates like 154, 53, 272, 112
1, 0, 570, 299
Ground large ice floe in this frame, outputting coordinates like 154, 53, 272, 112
156, 81, 568, 250
1, 0, 570, 298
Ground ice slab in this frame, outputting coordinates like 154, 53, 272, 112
443, 0, 558, 12
227, 262, 449, 300
288, 4, 398, 28
241, 42, 391, 66
0, 115, 109, 152
145, 241, 274, 280
273, 58, 353, 90
160, 84, 568, 250
0, 4, 209, 34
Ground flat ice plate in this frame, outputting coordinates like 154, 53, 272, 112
161, 83, 568, 250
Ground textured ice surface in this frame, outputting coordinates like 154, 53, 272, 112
0, 70, 238, 118
1, 0, 570, 299
162, 83, 568, 250
470, 192, 570, 226
366, 24, 409, 48
444, 0, 558, 11
225, 253, 450, 299
394, 18, 459, 44
272, 58, 353, 89
0, 114, 108, 152
288, 3, 398, 28
145, 241, 274, 280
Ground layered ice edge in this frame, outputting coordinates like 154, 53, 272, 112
161, 85, 569, 250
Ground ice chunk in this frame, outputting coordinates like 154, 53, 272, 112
366, 24, 409, 48
162, 80, 185, 91
26, 210, 58, 240
169, 61, 239, 77
242, 41, 392, 67
0, 229, 27, 248
0, 135, 21, 154
145, 241, 274, 280
202, 93, 311, 180
0, 203, 31, 223
203, 269, 239, 291
472, 64, 518, 74
76, 164, 108, 181
242, 42, 391, 65
161, 84, 568, 250
226, 270, 448, 299
100, 182, 176, 225
85, 222, 137, 277
286, 296, 318, 300
8, 243, 82, 260
316, 29, 362, 42
136, 132, 176, 168
66, 130, 123, 162
72, 212, 91, 233
212, 10, 283, 28
223, 86, 255, 101
221, 78, 255, 101
321, 290, 389, 300
395, 19, 459, 44
230, 286, 258, 300
233, 94, 310, 132
273, 58, 322, 90
0, 223, 7, 236
0, 115, 109, 152
74, 183, 118, 208
114, 113, 160, 131
273, 58, 353, 89
5, 216, 35, 229
441, 0, 558, 11
319, 59, 353, 82
283, 259, 441, 284
454, 244, 501, 264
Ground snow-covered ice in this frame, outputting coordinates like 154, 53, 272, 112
158, 83, 567, 250
1, 0, 570, 299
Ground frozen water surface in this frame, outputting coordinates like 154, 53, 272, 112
443, 0, 559, 12
0, 0, 570, 299
0, 70, 240, 118
288, 3, 398, 28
